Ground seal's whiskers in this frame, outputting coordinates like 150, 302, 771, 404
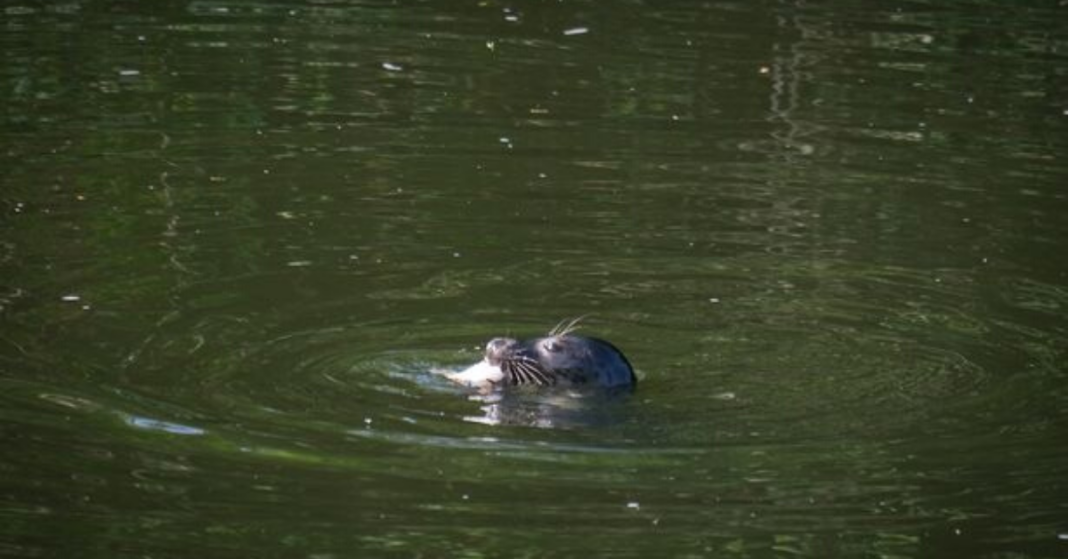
550, 315, 588, 337
504, 356, 556, 386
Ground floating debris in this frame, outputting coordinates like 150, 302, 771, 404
127, 415, 205, 436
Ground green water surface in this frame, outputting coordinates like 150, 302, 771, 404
2, 1, 1067, 557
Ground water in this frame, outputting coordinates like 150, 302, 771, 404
3, 1, 1067, 557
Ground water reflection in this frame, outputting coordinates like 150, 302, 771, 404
460, 386, 636, 429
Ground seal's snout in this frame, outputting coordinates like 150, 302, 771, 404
485, 337, 517, 365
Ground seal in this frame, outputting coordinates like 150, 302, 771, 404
443, 321, 636, 390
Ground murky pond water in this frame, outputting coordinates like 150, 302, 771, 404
3, 1, 1068, 557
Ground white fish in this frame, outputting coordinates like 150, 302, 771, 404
439, 359, 504, 387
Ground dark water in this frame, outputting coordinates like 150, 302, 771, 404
3, 1, 1068, 557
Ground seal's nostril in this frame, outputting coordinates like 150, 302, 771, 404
485, 337, 517, 365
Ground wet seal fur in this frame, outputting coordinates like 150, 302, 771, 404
443, 319, 636, 390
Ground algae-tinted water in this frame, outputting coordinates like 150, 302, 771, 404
2, 1, 1067, 557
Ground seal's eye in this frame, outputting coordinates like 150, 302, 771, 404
543, 339, 560, 352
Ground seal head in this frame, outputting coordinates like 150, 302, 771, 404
447, 333, 636, 389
